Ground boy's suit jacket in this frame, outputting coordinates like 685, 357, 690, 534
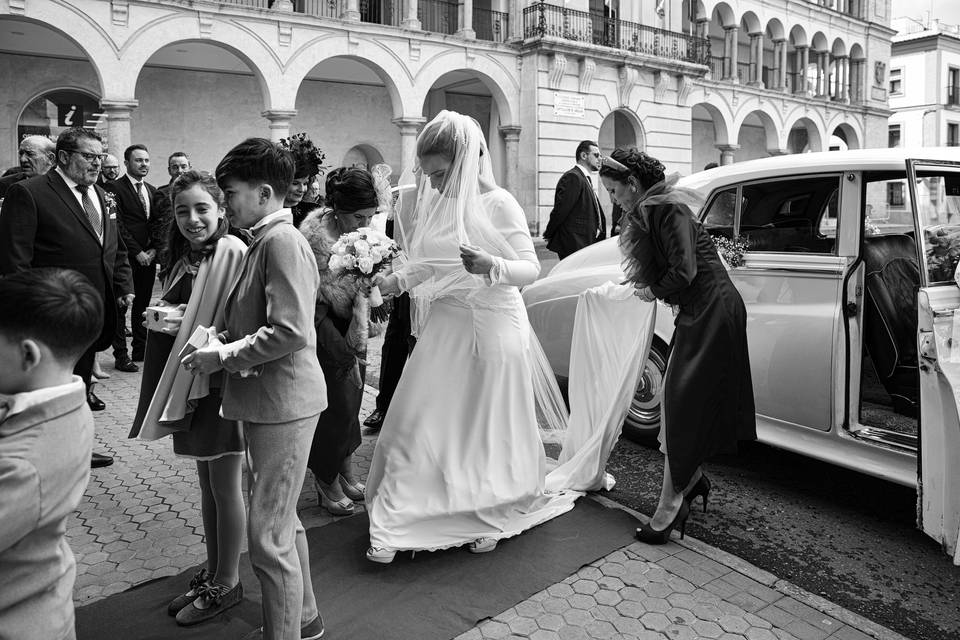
219, 214, 327, 424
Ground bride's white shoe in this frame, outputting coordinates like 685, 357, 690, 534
468, 537, 498, 554
366, 546, 397, 563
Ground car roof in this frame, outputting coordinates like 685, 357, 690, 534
677, 147, 960, 193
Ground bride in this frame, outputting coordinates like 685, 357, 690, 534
366, 111, 650, 563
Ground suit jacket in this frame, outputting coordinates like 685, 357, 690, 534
543, 167, 606, 258
219, 215, 327, 424
0, 170, 133, 349
0, 382, 93, 640
105, 176, 161, 259
0, 172, 26, 199
152, 183, 175, 268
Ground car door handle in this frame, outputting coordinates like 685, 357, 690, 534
919, 331, 937, 362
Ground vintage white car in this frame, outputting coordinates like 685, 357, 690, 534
522, 149, 960, 561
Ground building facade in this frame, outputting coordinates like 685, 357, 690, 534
0, 0, 894, 232
888, 18, 960, 148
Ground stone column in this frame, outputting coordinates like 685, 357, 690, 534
797, 46, 809, 94
341, 0, 360, 21
725, 26, 739, 82
402, 0, 421, 29
840, 56, 849, 102
770, 40, 783, 90
456, 0, 475, 38
716, 144, 739, 165
498, 125, 522, 196
508, 0, 523, 41
262, 109, 297, 142
747, 33, 761, 86
816, 52, 827, 98
779, 39, 789, 91
393, 117, 426, 179
697, 18, 709, 39
99, 100, 138, 157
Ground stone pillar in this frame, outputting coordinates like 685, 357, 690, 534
840, 56, 849, 102
393, 117, 426, 179
716, 144, 739, 165
509, 0, 523, 41
816, 52, 827, 98
456, 0, 475, 38
748, 32, 763, 86
779, 39, 789, 92
342, 0, 360, 21
697, 18, 708, 39
402, 0, 421, 29
724, 26, 739, 82
99, 100, 138, 157
498, 125, 522, 196
262, 109, 297, 142
770, 40, 783, 90
797, 46, 809, 94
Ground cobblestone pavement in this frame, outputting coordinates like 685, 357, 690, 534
71, 335, 907, 640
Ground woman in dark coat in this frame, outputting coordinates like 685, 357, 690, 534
300, 168, 379, 515
599, 148, 756, 543
280, 132, 326, 228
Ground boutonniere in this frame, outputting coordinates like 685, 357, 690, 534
102, 191, 119, 218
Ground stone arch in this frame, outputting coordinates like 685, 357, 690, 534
828, 119, 862, 150
765, 18, 786, 42
739, 11, 762, 35
414, 53, 518, 126
0, 15, 107, 98
284, 38, 412, 119
706, 1, 737, 28
831, 37, 848, 57
811, 31, 829, 53
734, 107, 781, 156
599, 108, 646, 153
691, 99, 733, 145
342, 143, 385, 170
789, 24, 808, 48
785, 115, 825, 153
118, 18, 279, 109
692, 101, 733, 169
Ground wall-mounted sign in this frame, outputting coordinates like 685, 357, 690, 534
57, 104, 83, 127
554, 93, 585, 119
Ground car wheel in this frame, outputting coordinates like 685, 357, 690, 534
622, 338, 669, 445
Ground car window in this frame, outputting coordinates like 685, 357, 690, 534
913, 169, 960, 284
701, 188, 737, 238
737, 176, 840, 254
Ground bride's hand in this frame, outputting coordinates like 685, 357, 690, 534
634, 285, 656, 302
373, 273, 400, 297
460, 244, 494, 275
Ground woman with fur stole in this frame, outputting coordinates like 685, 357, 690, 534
300, 167, 379, 515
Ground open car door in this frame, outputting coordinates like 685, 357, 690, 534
909, 158, 960, 564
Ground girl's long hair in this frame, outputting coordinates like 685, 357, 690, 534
164, 170, 230, 274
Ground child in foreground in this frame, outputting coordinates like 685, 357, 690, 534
0, 268, 104, 640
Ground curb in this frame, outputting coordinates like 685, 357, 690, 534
588, 493, 912, 640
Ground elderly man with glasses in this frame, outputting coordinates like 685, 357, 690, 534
0, 127, 133, 469
0, 135, 57, 199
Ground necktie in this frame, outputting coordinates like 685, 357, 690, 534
136, 182, 149, 219
76, 185, 102, 238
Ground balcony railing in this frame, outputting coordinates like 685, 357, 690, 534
474, 6, 510, 43
297, 0, 401, 25
522, 1, 710, 66
947, 85, 960, 106
419, 0, 458, 35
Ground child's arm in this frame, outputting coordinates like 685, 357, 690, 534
219, 236, 318, 372
0, 459, 39, 553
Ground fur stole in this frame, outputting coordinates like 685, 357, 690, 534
300, 209, 370, 352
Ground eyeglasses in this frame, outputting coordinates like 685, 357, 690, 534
68, 150, 106, 163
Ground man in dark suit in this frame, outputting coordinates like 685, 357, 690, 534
0, 127, 133, 468
152, 151, 190, 272
105, 144, 161, 369
96, 153, 121, 188
0, 135, 56, 198
543, 140, 607, 260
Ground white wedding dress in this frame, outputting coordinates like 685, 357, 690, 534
365, 187, 654, 552
365, 110, 653, 554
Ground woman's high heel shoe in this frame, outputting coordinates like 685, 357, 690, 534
635, 500, 690, 545
316, 481, 354, 516
339, 476, 365, 502
684, 473, 712, 513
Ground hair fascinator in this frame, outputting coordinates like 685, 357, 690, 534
600, 155, 630, 173
279, 132, 328, 179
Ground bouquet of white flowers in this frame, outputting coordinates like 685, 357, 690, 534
328, 227, 400, 306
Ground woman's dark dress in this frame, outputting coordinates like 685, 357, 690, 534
130, 263, 244, 459
623, 198, 756, 492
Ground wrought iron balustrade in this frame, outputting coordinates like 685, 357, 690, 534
419, 0, 458, 35
522, 1, 710, 66
474, 6, 509, 43
296, 0, 400, 26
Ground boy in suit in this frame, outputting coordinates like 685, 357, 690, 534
0, 268, 104, 640
182, 138, 327, 640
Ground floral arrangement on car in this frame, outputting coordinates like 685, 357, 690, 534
710, 234, 749, 268
924, 225, 960, 283
328, 227, 400, 307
